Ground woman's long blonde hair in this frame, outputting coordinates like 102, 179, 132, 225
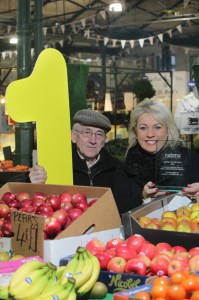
128, 98, 180, 150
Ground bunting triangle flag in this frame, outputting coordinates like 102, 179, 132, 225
139, 39, 144, 48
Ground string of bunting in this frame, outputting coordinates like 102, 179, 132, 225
0, 8, 194, 60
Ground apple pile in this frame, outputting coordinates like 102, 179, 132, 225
0, 190, 96, 239
85, 234, 199, 277
137, 203, 199, 233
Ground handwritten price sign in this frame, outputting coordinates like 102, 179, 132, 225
11, 210, 45, 258
5, 48, 73, 185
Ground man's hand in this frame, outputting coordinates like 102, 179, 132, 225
29, 165, 47, 184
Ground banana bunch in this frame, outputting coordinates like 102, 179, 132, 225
1, 247, 100, 300
59, 246, 101, 297
7, 259, 57, 300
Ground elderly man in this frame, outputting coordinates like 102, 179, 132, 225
71, 109, 120, 188
12, 110, 119, 189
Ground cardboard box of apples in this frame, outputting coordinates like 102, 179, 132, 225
0, 182, 122, 266
122, 193, 199, 250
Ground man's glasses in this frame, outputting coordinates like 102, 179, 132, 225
74, 130, 106, 141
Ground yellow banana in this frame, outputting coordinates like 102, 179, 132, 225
8, 259, 46, 290
19, 269, 53, 300
56, 265, 65, 281
59, 252, 79, 284
77, 250, 100, 297
8, 266, 50, 299
67, 284, 77, 300
73, 250, 93, 289
39, 277, 76, 300
0, 285, 10, 299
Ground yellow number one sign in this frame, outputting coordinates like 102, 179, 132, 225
5, 48, 73, 185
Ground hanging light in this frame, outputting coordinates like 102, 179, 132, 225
124, 92, 134, 111
109, 1, 123, 12
104, 92, 113, 112
10, 37, 18, 44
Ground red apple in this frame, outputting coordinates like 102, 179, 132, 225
46, 195, 61, 211
0, 203, 10, 219
8, 199, 19, 210
1, 219, 13, 237
25, 206, 37, 214
135, 254, 151, 268
106, 238, 124, 250
107, 256, 127, 273
139, 241, 156, 260
31, 197, 45, 207
172, 252, 190, 264
189, 254, 199, 272
172, 245, 187, 254
1, 192, 16, 204
59, 192, 72, 204
86, 238, 106, 255
115, 243, 137, 261
167, 258, 189, 276
65, 217, 72, 228
52, 208, 68, 228
89, 199, 97, 206
18, 199, 32, 209
74, 200, 89, 212
35, 203, 53, 216
126, 234, 146, 253
0, 218, 4, 227
35, 211, 52, 218
155, 242, 172, 254
44, 217, 62, 239
95, 251, 111, 269
157, 250, 174, 261
71, 193, 87, 205
105, 248, 116, 259
149, 256, 169, 276
125, 257, 147, 275
68, 208, 83, 222
188, 247, 199, 257
15, 192, 31, 201
32, 192, 47, 202
61, 201, 74, 213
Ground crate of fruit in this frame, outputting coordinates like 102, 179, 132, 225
122, 193, 199, 250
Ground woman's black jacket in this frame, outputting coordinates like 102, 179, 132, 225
112, 144, 199, 216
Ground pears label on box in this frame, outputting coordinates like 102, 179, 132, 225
11, 210, 45, 259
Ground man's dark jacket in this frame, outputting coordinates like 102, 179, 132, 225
72, 145, 120, 189
8, 145, 120, 190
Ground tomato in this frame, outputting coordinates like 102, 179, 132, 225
133, 291, 151, 300
166, 284, 186, 300
190, 291, 199, 300
153, 276, 169, 286
151, 283, 167, 299
170, 271, 188, 285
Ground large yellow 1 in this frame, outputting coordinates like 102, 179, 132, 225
5, 48, 73, 185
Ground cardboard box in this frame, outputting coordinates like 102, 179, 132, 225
0, 183, 122, 266
122, 193, 198, 250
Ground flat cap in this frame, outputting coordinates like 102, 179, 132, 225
73, 109, 112, 132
